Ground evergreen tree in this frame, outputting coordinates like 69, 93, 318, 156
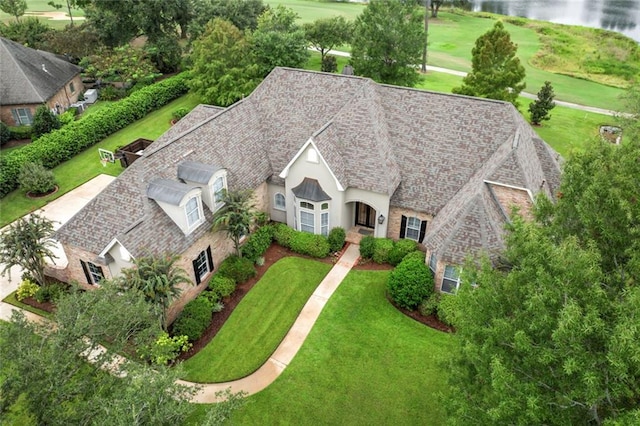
528, 81, 556, 125
453, 21, 526, 106
212, 189, 256, 257
31, 104, 61, 139
351, 0, 425, 87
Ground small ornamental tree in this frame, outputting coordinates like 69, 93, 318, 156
303, 16, 352, 63
528, 81, 556, 125
453, 21, 526, 106
0, 213, 57, 286
212, 189, 256, 257
31, 104, 61, 139
0, 0, 27, 23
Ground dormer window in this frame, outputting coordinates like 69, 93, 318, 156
177, 161, 227, 213
212, 175, 225, 208
185, 196, 202, 228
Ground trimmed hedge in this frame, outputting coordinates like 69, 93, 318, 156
218, 255, 257, 284
372, 238, 394, 264
387, 252, 433, 310
289, 231, 331, 258
388, 239, 419, 266
241, 224, 274, 262
273, 223, 295, 248
208, 274, 236, 301
171, 295, 213, 342
0, 73, 189, 197
359, 235, 376, 259
327, 227, 346, 252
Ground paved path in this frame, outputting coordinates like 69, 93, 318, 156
0, 175, 361, 403
321, 48, 623, 117
179, 243, 360, 403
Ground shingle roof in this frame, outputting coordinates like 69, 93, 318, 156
178, 161, 222, 184
57, 67, 561, 261
0, 37, 81, 105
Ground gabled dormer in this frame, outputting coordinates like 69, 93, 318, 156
147, 179, 205, 235
177, 161, 227, 212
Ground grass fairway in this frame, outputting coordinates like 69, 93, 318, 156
0, 93, 201, 227
264, 0, 365, 23
188, 270, 454, 425
181, 257, 332, 383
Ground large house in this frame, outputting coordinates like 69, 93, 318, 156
53, 67, 561, 319
0, 36, 84, 126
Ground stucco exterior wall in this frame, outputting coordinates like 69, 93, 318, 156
387, 206, 433, 242
267, 182, 287, 223
344, 187, 390, 237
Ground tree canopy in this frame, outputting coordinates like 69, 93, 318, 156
445, 132, 640, 423
303, 16, 352, 62
188, 18, 261, 106
0, 0, 27, 23
351, 0, 425, 87
189, 0, 267, 42
453, 20, 526, 106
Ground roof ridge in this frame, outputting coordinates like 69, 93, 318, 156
0, 37, 46, 103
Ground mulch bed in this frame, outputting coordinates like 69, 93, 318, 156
25, 242, 453, 362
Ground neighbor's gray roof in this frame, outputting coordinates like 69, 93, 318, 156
147, 179, 195, 205
178, 161, 222, 184
0, 36, 81, 105
57, 67, 561, 261
292, 178, 331, 202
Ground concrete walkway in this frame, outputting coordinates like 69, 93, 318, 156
179, 243, 360, 403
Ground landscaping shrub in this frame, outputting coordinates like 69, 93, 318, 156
388, 239, 419, 266
0, 122, 11, 145
99, 85, 127, 101
241, 224, 274, 262
273, 223, 295, 248
171, 295, 213, 342
359, 235, 376, 259
0, 73, 188, 197
438, 294, 461, 327
58, 110, 77, 127
16, 279, 39, 301
8, 126, 32, 140
171, 107, 190, 122
372, 238, 394, 264
138, 332, 191, 366
34, 283, 64, 303
218, 255, 257, 284
31, 105, 61, 140
419, 293, 440, 317
327, 227, 346, 252
387, 254, 433, 310
289, 231, 331, 258
18, 161, 57, 194
208, 274, 236, 300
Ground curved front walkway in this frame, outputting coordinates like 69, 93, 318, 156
178, 243, 360, 403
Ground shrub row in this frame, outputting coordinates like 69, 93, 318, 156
217, 255, 257, 284
271, 223, 336, 259
241, 225, 274, 262
0, 73, 189, 197
171, 295, 213, 342
360, 236, 420, 265
419, 292, 460, 327
387, 251, 434, 310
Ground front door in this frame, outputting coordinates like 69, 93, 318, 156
355, 202, 376, 228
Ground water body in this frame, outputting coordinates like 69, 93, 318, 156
467, 0, 640, 42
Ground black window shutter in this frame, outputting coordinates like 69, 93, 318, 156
206, 246, 214, 272
80, 260, 92, 284
419, 220, 427, 242
399, 215, 407, 239
192, 258, 201, 285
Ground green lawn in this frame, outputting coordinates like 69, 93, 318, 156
264, 0, 365, 23
181, 257, 332, 383
187, 270, 454, 425
0, 93, 201, 227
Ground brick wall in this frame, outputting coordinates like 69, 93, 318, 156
490, 184, 533, 221
49, 243, 114, 289
387, 206, 433, 241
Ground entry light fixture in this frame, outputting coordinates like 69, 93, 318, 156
378, 214, 385, 224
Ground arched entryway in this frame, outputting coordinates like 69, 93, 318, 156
355, 201, 376, 229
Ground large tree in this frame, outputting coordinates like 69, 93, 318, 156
188, 18, 261, 106
0, 0, 27, 23
250, 5, 309, 77
446, 135, 640, 424
351, 0, 425, 87
0, 213, 56, 287
80, 46, 159, 84
303, 16, 352, 63
453, 20, 526, 106
189, 0, 267, 42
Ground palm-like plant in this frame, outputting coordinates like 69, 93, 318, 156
120, 253, 191, 329
212, 189, 256, 257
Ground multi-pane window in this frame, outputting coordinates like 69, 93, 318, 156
321, 212, 329, 236
185, 197, 201, 227
194, 250, 209, 281
405, 217, 421, 241
12, 108, 32, 125
70, 82, 75, 93
300, 201, 314, 210
300, 210, 314, 233
274, 193, 286, 210
213, 176, 225, 207
81, 260, 104, 285
441, 265, 461, 294
429, 252, 437, 273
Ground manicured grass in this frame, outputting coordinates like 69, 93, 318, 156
0, 93, 201, 227
264, 0, 365, 23
188, 270, 454, 425
305, 50, 350, 72
181, 257, 332, 383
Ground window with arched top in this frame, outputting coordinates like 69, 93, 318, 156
274, 193, 286, 210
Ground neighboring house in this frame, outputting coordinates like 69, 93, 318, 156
53, 67, 561, 320
0, 36, 84, 126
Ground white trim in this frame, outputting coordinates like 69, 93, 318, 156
274, 192, 286, 211
441, 265, 461, 294
483, 180, 534, 202
279, 138, 345, 191
185, 194, 205, 232
99, 238, 134, 262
